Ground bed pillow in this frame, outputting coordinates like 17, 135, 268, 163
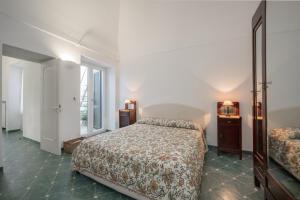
289, 129, 300, 140
137, 117, 200, 130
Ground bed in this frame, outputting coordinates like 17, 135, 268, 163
72, 104, 207, 200
269, 127, 300, 181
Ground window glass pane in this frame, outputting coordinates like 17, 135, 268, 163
80, 66, 88, 134
93, 69, 102, 130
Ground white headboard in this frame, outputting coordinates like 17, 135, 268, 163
141, 103, 209, 129
268, 106, 300, 129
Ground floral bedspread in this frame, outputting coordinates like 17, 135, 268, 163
269, 128, 300, 180
72, 119, 206, 200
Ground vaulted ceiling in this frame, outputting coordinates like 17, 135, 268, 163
0, 0, 120, 55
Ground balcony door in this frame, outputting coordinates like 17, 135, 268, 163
80, 65, 104, 136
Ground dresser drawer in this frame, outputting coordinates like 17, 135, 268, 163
119, 116, 130, 128
218, 118, 240, 126
119, 110, 130, 117
119, 109, 136, 128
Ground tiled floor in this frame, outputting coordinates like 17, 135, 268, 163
0, 130, 264, 200
269, 159, 300, 199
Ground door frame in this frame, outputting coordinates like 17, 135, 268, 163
81, 63, 106, 136
252, 0, 267, 187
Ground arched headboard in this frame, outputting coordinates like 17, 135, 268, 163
141, 103, 209, 129
268, 106, 300, 129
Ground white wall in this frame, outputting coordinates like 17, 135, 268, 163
1, 100, 4, 128
22, 61, 42, 142
1, 55, 8, 128
7, 66, 22, 130
106, 67, 118, 130
2, 56, 42, 140
266, 1, 300, 129
0, 44, 2, 168
3, 59, 23, 131
118, 0, 259, 151
58, 60, 81, 142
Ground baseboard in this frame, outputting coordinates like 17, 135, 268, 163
83, 129, 108, 138
208, 145, 253, 154
7, 129, 21, 133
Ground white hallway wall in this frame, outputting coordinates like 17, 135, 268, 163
2, 57, 42, 136
118, 0, 259, 151
22, 60, 42, 142
2, 56, 23, 131
0, 45, 2, 168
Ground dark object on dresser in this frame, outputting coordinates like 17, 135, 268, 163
217, 102, 242, 160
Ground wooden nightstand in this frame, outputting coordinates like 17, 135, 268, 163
119, 109, 136, 128
217, 102, 242, 160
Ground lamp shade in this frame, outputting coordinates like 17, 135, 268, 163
125, 99, 131, 104
223, 100, 234, 106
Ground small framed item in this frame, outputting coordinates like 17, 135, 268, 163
217, 101, 239, 117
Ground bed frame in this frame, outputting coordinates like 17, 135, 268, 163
78, 169, 150, 200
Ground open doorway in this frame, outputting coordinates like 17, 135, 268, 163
1, 44, 61, 154
2, 56, 42, 142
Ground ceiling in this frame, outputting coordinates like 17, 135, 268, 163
0, 0, 120, 55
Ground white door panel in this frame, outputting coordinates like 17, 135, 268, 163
1, 101, 6, 128
41, 59, 61, 155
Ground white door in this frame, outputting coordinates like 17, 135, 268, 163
41, 59, 61, 155
1, 101, 6, 128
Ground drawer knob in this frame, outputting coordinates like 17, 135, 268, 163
227, 121, 232, 123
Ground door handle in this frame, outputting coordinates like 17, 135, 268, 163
258, 81, 272, 88
52, 105, 62, 113
258, 81, 272, 85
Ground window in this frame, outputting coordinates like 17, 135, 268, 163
80, 65, 104, 136
93, 69, 102, 130
80, 66, 88, 134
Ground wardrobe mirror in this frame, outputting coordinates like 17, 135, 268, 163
255, 24, 264, 157
266, 1, 300, 199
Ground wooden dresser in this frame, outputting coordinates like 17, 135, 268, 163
119, 100, 137, 128
119, 109, 136, 128
217, 102, 242, 159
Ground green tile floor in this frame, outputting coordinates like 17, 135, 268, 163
0, 130, 264, 200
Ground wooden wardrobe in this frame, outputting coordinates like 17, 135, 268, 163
252, 1, 300, 200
